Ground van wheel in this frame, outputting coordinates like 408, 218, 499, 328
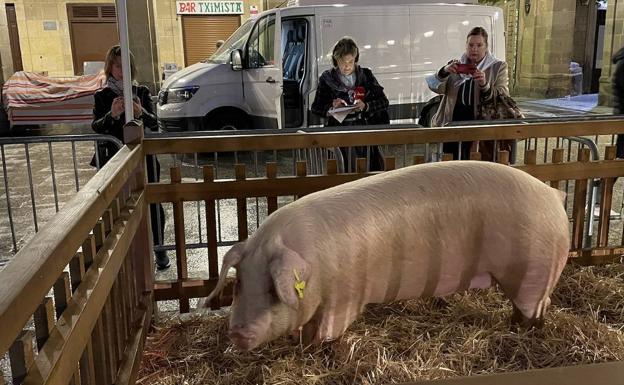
204, 113, 249, 131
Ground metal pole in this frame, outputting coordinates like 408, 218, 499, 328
116, 0, 134, 123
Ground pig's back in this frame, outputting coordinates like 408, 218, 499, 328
267, 161, 569, 304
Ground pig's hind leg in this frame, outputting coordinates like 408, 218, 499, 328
493, 276, 552, 329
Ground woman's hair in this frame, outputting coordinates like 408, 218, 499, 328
104, 45, 137, 80
466, 27, 488, 45
332, 36, 359, 67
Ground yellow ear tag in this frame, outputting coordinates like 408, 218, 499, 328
293, 269, 305, 299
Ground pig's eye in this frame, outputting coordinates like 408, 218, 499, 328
268, 283, 279, 301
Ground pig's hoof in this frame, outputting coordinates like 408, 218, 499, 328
511, 307, 544, 329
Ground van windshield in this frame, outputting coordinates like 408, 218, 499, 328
207, 20, 254, 64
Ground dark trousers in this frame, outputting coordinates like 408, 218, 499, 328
146, 155, 166, 251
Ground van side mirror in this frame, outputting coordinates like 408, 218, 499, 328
231, 50, 243, 71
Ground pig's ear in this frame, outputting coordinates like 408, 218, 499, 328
270, 248, 311, 310
204, 242, 245, 304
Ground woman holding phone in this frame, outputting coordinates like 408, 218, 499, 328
426, 26, 509, 160
311, 36, 389, 171
91, 45, 170, 270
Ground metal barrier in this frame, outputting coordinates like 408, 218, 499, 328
0, 134, 122, 261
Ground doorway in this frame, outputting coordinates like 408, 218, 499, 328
6, 4, 23, 72
67, 4, 119, 75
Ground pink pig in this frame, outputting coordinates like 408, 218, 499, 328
205, 161, 569, 351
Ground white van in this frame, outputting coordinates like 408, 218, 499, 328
157, 0, 504, 131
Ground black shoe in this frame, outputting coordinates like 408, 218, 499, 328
155, 250, 170, 270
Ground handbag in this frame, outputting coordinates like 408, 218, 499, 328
477, 93, 524, 121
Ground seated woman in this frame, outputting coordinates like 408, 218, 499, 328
311, 36, 389, 172
91, 45, 169, 270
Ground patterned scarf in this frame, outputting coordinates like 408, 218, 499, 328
106, 76, 124, 96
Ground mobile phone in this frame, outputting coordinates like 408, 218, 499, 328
456, 63, 476, 74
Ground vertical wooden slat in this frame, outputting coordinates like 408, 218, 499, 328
171, 166, 190, 313
101, 298, 118, 382
117, 259, 129, 342
80, 341, 98, 385
356, 158, 367, 173
9, 330, 34, 385
413, 155, 425, 165
550, 148, 564, 189
235, 164, 248, 241
111, 279, 125, 362
94, 220, 106, 251
203, 166, 220, 283
34, 297, 54, 350
91, 316, 110, 385
82, 234, 96, 269
102, 208, 114, 235
497, 150, 509, 165
571, 148, 591, 249
53, 272, 80, 385
524, 149, 537, 165
110, 197, 121, 220
598, 146, 617, 247
53, 272, 71, 319
295, 161, 307, 200
470, 151, 481, 161
442, 153, 453, 161
326, 158, 338, 175
69, 248, 97, 385
266, 163, 278, 214
69, 252, 86, 292
384, 157, 396, 171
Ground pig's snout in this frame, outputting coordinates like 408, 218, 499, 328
228, 325, 258, 351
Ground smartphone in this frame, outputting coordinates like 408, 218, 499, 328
456, 63, 477, 75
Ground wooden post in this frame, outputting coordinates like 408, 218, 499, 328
598, 146, 617, 247
204, 165, 221, 310
235, 164, 248, 241
69, 252, 86, 292
497, 150, 509, 165
82, 235, 96, 269
326, 158, 338, 175
9, 330, 34, 385
171, 166, 190, 313
33, 297, 54, 350
91, 316, 110, 384
470, 152, 481, 161
266, 163, 278, 214
571, 148, 591, 249
413, 155, 425, 165
356, 158, 367, 173
524, 149, 537, 165
295, 161, 307, 199
550, 148, 564, 190
442, 153, 453, 161
384, 157, 396, 171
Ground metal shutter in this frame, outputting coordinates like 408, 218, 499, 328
182, 15, 240, 66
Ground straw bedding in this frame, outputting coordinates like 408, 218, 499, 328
138, 263, 624, 384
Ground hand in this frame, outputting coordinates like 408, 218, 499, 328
332, 98, 347, 108
132, 101, 142, 118
472, 69, 487, 87
354, 99, 366, 112
443, 60, 460, 75
111, 97, 124, 119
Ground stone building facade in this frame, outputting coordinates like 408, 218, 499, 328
0, 0, 283, 91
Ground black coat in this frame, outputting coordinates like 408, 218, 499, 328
91, 85, 158, 167
311, 66, 389, 126
612, 47, 624, 158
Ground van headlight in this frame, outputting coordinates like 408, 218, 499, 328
164, 86, 200, 104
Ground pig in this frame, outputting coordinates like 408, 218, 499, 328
204, 160, 570, 351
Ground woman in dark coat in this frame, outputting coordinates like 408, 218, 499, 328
311, 36, 389, 172
91, 45, 169, 270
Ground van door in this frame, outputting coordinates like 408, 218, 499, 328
281, 18, 308, 128
243, 11, 283, 129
